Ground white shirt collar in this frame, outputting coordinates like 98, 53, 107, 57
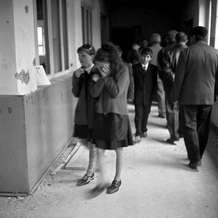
84, 64, 94, 74
141, 63, 149, 71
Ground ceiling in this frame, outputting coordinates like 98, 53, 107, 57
105, 0, 190, 11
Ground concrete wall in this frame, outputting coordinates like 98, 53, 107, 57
13, 0, 36, 94
0, 96, 29, 193
0, 0, 103, 194
0, 0, 37, 95
67, 0, 102, 70
0, 0, 17, 95
0, 76, 74, 194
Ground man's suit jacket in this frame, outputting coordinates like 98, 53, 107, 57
132, 63, 157, 105
174, 41, 218, 105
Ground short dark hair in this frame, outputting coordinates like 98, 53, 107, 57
77, 44, 95, 56
139, 47, 153, 57
94, 42, 123, 76
167, 30, 178, 44
150, 33, 161, 44
176, 32, 188, 43
190, 26, 208, 41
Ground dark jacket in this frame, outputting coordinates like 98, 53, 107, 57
89, 64, 129, 115
174, 41, 218, 105
126, 63, 134, 101
157, 44, 176, 89
132, 63, 157, 105
72, 68, 98, 128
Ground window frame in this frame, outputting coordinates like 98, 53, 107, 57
34, 0, 70, 79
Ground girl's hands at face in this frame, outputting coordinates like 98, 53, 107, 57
100, 64, 110, 77
95, 62, 110, 77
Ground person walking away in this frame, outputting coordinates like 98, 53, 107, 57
127, 42, 140, 65
174, 26, 218, 170
171, 32, 188, 138
158, 30, 180, 144
149, 33, 166, 118
117, 45, 134, 103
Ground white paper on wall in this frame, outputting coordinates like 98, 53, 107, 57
34, 65, 51, 86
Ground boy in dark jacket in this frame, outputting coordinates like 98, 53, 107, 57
133, 47, 157, 142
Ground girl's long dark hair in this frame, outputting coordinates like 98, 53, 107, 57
94, 42, 124, 77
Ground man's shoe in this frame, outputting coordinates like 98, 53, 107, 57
76, 173, 94, 186
188, 161, 201, 171
141, 132, 148, 138
166, 138, 176, 145
134, 135, 141, 143
106, 180, 121, 194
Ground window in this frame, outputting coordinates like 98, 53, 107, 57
51, 0, 62, 73
81, 5, 92, 44
62, 0, 69, 70
36, 0, 50, 74
215, 0, 218, 49
35, 0, 69, 76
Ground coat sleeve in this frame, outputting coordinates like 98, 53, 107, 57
72, 72, 83, 97
215, 64, 218, 101
103, 65, 129, 98
151, 66, 158, 98
173, 49, 188, 102
127, 63, 134, 100
89, 74, 105, 98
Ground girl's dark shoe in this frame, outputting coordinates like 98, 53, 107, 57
76, 173, 94, 186
106, 180, 121, 194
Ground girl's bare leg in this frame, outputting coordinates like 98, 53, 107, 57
114, 148, 123, 181
86, 143, 96, 176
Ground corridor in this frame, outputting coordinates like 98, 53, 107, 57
0, 105, 218, 218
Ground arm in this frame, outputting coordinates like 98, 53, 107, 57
215, 64, 218, 101
173, 49, 188, 102
89, 73, 105, 98
127, 63, 134, 101
72, 72, 83, 97
151, 66, 158, 99
104, 65, 129, 98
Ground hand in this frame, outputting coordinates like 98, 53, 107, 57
99, 64, 110, 77
92, 74, 100, 82
75, 67, 85, 78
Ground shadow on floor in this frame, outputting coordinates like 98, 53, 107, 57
207, 125, 218, 171
147, 120, 167, 129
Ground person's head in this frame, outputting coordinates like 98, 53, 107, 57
77, 44, 95, 68
141, 39, 148, 48
149, 33, 161, 45
116, 45, 123, 58
132, 42, 140, 51
94, 42, 122, 76
189, 26, 208, 43
139, 47, 153, 65
176, 32, 188, 45
167, 30, 178, 45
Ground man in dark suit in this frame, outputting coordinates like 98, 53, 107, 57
133, 47, 157, 142
174, 26, 218, 170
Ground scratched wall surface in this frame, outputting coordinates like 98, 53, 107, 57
25, 78, 74, 191
0, 77, 75, 194
0, 0, 17, 94
0, 96, 29, 193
